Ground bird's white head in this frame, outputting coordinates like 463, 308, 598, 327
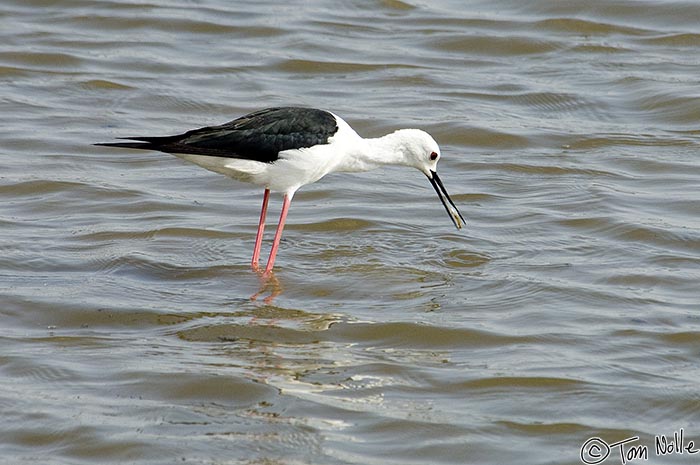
379, 128, 466, 230
390, 129, 442, 177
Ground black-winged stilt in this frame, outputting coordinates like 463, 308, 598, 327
97, 107, 465, 274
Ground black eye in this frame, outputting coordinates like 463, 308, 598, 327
430, 152, 438, 161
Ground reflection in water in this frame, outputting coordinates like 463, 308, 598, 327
180, 308, 456, 433
251, 270, 284, 304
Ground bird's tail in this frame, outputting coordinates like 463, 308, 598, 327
94, 141, 153, 150
94, 136, 174, 150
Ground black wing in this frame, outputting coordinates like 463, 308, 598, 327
96, 107, 339, 163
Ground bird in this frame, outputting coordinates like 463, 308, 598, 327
96, 106, 465, 274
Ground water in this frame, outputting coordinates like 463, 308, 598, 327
2, 1, 699, 464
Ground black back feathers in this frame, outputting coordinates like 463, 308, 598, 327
96, 107, 339, 163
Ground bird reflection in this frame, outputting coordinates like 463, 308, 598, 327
250, 270, 283, 304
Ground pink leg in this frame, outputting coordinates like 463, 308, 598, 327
251, 188, 270, 270
264, 192, 293, 274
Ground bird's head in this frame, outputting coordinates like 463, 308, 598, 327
392, 129, 442, 176
391, 129, 466, 230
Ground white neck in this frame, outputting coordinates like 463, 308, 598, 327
336, 130, 414, 173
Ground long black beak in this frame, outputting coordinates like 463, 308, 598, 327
428, 170, 466, 230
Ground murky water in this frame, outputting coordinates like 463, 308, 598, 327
2, 1, 700, 464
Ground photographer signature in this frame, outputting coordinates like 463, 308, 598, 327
580, 429, 697, 464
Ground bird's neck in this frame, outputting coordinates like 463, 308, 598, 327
338, 131, 412, 173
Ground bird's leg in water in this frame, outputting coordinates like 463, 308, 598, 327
251, 188, 271, 271
250, 270, 282, 304
264, 192, 293, 275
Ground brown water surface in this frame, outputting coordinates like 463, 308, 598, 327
1, 1, 700, 464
